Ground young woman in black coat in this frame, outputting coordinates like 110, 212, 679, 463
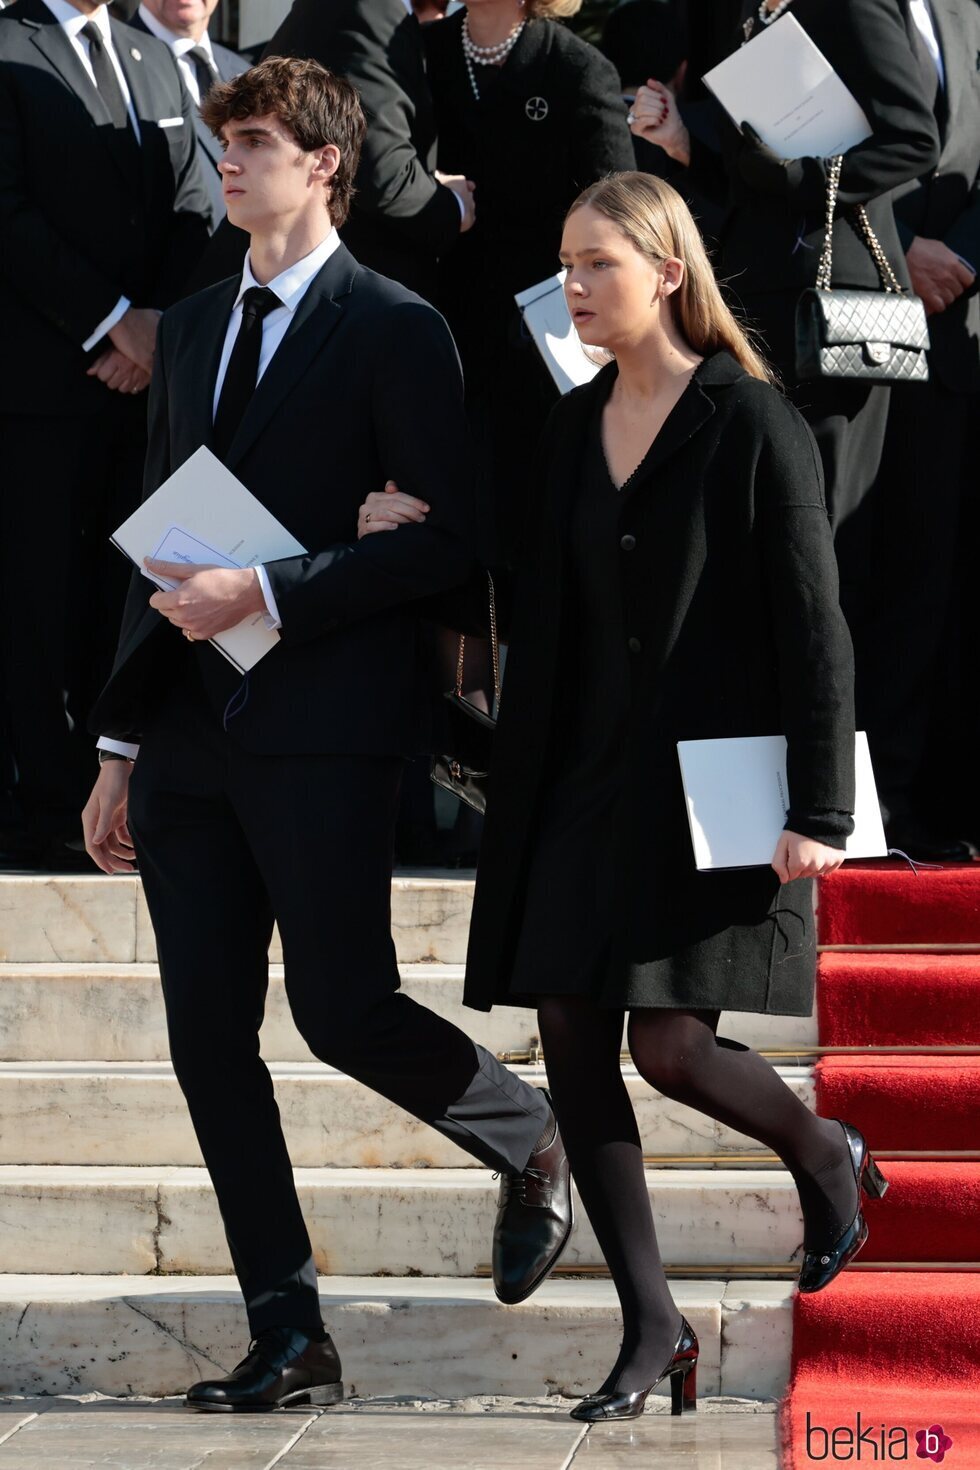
424, 0, 635, 564
357, 174, 890, 1422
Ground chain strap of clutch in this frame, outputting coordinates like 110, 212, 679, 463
815, 153, 905, 295
455, 571, 501, 709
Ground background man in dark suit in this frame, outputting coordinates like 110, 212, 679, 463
0, 0, 211, 866
189, 0, 473, 297
854, 0, 980, 860
130, 0, 248, 231
81, 57, 570, 1412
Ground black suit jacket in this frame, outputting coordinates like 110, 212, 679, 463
129, 15, 248, 232
90, 242, 481, 756
188, 0, 460, 297
688, 0, 941, 297
0, 0, 212, 415
891, 0, 980, 393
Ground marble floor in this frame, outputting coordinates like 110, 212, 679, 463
0, 1395, 781, 1468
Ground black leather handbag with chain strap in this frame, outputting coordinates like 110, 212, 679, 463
430, 572, 500, 816
795, 153, 930, 384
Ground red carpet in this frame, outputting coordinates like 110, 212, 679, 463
815, 1056, 980, 1150
817, 861, 980, 946
818, 954, 980, 1046
780, 865, 980, 1468
778, 1274, 980, 1467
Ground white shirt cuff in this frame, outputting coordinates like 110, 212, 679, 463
255, 564, 282, 629
444, 183, 465, 221
954, 252, 977, 277
83, 295, 131, 354
97, 736, 140, 760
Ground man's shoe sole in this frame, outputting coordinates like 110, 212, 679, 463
185, 1381, 345, 1412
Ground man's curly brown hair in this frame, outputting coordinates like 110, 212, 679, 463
200, 56, 366, 226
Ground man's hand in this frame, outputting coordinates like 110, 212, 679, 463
630, 81, 690, 166
771, 830, 846, 885
906, 236, 976, 315
108, 306, 162, 375
436, 170, 476, 233
82, 761, 136, 874
86, 348, 151, 395
357, 480, 429, 538
145, 559, 267, 639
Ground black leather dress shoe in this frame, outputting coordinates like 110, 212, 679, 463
185, 1326, 344, 1412
885, 819, 975, 864
570, 1315, 699, 1422
492, 1090, 573, 1305
797, 1119, 889, 1294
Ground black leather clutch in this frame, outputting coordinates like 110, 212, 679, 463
429, 573, 500, 817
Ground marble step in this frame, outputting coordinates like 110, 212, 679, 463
0, 1165, 811, 1276
0, 1274, 794, 1401
0, 875, 474, 966
0, 1061, 813, 1168
0, 963, 817, 1063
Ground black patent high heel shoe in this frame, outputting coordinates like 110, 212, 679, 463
797, 1118, 889, 1294
569, 1315, 699, 1422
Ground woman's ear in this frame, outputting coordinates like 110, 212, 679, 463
660, 258, 685, 298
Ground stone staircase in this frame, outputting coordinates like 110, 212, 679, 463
0, 874, 812, 1402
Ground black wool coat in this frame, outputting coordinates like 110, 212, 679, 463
462, 350, 856, 1017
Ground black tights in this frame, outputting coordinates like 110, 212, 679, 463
537, 994, 859, 1395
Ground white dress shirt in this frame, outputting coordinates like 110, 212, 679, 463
909, 0, 945, 91
98, 230, 343, 762
136, 4, 216, 106
43, 0, 143, 350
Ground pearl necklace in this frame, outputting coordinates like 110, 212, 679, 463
744, 0, 795, 39
462, 12, 525, 102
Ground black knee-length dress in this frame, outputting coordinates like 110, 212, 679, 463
507, 393, 639, 1001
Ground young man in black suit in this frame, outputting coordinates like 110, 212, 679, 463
129, 0, 248, 231
82, 56, 570, 1413
0, 0, 211, 866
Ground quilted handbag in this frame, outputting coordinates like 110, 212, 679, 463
796, 155, 929, 384
430, 572, 500, 817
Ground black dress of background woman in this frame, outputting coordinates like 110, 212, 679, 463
424, 4, 634, 564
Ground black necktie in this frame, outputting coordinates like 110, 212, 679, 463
187, 45, 217, 103
80, 22, 131, 132
213, 287, 282, 459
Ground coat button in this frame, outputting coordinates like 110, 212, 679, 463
627, 636, 642, 654
620, 534, 636, 551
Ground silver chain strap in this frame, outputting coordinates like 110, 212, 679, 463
455, 571, 501, 710
815, 153, 905, 295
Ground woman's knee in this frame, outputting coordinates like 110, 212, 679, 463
628, 1011, 714, 1098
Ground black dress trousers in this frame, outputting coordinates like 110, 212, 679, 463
127, 650, 548, 1336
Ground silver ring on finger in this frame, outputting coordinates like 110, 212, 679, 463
365, 513, 372, 523
626, 110, 636, 124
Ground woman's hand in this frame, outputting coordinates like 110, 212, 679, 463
357, 480, 429, 539
630, 80, 690, 166
771, 831, 846, 885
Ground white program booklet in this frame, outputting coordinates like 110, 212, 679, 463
703, 14, 872, 161
676, 732, 887, 871
111, 446, 307, 674
515, 272, 602, 395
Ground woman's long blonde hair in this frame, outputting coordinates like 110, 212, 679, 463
567, 172, 776, 385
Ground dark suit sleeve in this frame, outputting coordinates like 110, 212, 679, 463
569, 45, 636, 186
0, 66, 123, 343
338, 18, 461, 253
754, 389, 856, 846
764, 0, 939, 212
145, 50, 212, 306
944, 164, 980, 276
264, 301, 479, 643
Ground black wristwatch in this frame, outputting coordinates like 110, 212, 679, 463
98, 750, 134, 766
